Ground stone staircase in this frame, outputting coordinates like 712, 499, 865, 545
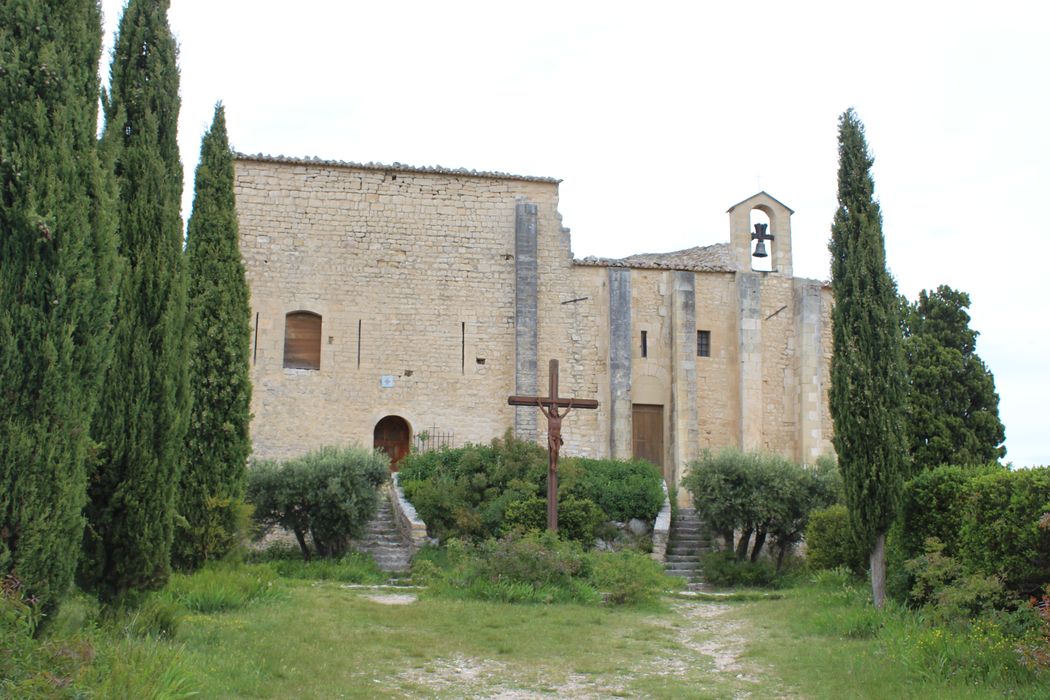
353, 496, 414, 574
664, 507, 710, 582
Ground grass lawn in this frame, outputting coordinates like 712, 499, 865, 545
9, 563, 1049, 698
177, 580, 768, 698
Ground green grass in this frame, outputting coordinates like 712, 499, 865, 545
175, 579, 748, 698
731, 572, 1050, 699
7, 561, 1048, 698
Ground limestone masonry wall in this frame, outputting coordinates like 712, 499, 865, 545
236, 158, 566, 459
234, 156, 835, 481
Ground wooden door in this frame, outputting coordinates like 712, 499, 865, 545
632, 404, 664, 467
373, 416, 410, 471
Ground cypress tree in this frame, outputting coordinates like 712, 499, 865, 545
0, 0, 118, 618
902, 285, 1005, 469
175, 104, 252, 569
828, 109, 909, 608
80, 0, 190, 600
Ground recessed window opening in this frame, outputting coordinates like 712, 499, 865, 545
641, 330, 648, 358
283, 311, 322, 370
749, 208, 773, 272
697, 330, 711, 357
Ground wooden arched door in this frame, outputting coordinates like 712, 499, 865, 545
373, 416, 411, 471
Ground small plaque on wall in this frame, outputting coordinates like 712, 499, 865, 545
380, 375, 395, 388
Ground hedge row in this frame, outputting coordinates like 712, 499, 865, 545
899, 464, 1050, 594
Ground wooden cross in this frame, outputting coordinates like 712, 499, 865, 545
508, 359, 598, 532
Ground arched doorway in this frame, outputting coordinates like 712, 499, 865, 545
373, 415, 411, 471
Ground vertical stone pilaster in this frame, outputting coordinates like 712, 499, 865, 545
738, 272, 763, 450
608, 268, 632, 459
514, 200, 538, 441
670, 271, 698, 485
795, 279, 825, 463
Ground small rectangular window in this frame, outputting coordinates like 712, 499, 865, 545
697, 330, 711, 357
641, 330, 648, 358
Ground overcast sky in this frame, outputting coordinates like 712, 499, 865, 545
100, 1, 1049, 467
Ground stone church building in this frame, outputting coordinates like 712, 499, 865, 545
233, 153, 834, 490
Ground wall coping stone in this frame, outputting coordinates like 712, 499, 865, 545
389, 473, 430, 552
235, 152, 561, 184
650, 480, 671, 563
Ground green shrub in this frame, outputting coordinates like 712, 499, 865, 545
805, 504, 867, 574
904, 538, 1009, 627
587, 550, 681, 605
504, 495, 604, 544
959, 468, 1050, 594
899, 463, 1003, 561
174, 496, 254, 570
699, 550, 782, 588
422, 534, 675, 606
469, 534, 588, 588
159, 563, 280, 613
247, 445, 388, 560
399, 431, 664, 545
900, 464, 1050, 596
560, 457, 665, 522
399, 432, 546, 541
683, 449, 840, 568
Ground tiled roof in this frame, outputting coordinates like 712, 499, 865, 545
575, 242, 734, 272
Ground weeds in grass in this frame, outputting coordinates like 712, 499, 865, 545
419, 533, 679, 606
269, 552, 387, 584
159, 563, 282, 613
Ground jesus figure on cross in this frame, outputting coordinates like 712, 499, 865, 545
536, 397, 572, 461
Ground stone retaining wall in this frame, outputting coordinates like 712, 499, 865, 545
650, 480, 671, 563
389, 473, 429, 552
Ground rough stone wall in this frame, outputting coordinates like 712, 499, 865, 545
694, 272, 738, 451
535, 219, 604, 459
630, 270, 673, 410
820, 286, 835, 453
235, 158, 834, 473
758, 274, 799, 459
235, 158, 576, 460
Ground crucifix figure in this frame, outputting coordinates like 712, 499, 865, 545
508, 359, 598, 532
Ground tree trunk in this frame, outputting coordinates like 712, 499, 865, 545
775, 543, 788, 572
736, 527, 752, 561
293, 526, 311, 561
870, 532, 887, 609
750, 529, 767, 562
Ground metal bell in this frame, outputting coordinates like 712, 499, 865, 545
753, 239, 768, 258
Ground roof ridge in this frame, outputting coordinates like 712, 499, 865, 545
233, 152, 561, 184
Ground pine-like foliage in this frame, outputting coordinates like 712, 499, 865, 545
80, 0, 189, 601
0, 1, 118, 617
174, 105, 252, 570
903, 285, 1005, 469
828, 109, 909, 607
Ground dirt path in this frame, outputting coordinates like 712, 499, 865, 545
390, 597, 791, 698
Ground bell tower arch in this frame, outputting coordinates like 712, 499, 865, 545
727, 192, 794, 277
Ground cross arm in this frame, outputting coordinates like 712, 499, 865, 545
507, 396, 599, 409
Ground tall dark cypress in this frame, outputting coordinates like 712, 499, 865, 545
0, 0, 118, 618
81, 0, 189, 600
828, 108, 909, 609
175, 105, 252, 569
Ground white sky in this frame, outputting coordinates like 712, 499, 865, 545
101, 0, 1050, 467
